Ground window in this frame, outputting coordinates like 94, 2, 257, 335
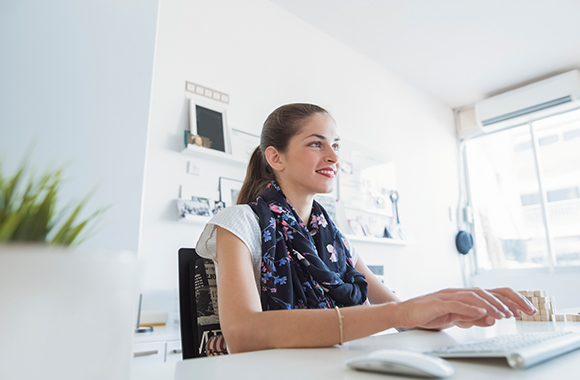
464, 107, 580, 271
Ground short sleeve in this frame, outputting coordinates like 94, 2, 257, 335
196, 205, 262, 289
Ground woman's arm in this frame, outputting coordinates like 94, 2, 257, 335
215, 226, 405, 353
215, 227, 538, 353
354, 253, 538, 329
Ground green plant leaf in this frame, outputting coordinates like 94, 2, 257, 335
0, 155, 105, 246
0, 208, 27, 242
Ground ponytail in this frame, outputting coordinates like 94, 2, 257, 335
236, 147, 275, 204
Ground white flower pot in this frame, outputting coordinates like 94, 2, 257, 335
0, 244, 138, 380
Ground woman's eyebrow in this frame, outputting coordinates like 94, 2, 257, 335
303, 134, 341, 142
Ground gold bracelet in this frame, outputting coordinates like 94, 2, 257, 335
335, 306, 344, 346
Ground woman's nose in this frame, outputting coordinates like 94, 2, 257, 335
327, 147, 339, 163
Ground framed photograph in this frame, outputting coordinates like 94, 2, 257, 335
189, 97, 230, 153
230, 129, 260, 161
184, 130, 210, 148
212, 200, 226, 215
337, 141, 395, 218
348, 219, 366, 236
219, 177, 243, 207
314, 194, 337, 222
177, 197, 212, 219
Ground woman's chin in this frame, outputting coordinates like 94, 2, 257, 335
316, 185, 335, 195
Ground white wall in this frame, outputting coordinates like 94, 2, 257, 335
140, 0, 462, 301
0, 0, 159, 252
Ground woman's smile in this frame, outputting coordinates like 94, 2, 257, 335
315, 167, 337, 178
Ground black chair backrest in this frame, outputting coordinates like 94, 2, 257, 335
178, 248, 223, 359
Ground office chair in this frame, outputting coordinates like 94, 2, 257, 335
178, 248, 228, 359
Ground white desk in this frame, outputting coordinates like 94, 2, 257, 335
131, 319, 580, 379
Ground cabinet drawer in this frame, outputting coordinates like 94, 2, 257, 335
165, 340, 183, 362
133, 341, 166, 364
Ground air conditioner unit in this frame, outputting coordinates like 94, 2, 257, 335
474, 69, 580, 131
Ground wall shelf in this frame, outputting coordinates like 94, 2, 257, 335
181, 144, 247, 166
178, 214, 211, 224
344, 234, 413, 246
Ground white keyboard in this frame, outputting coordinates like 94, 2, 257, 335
429, 331, 580, 369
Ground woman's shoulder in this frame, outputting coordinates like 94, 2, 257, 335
204, 204, 260, 244
210, 204, 257, 223
196, 204, 261, 261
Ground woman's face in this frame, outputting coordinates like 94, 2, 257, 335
274, 112, 340, 198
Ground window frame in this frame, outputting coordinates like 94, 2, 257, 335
460, 102, 580, 276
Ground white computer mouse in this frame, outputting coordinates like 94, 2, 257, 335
345, 348, 455, 378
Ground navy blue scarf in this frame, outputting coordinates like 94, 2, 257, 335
249, 182, 368, 310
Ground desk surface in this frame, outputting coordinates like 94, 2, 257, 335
132, 319, 580, 380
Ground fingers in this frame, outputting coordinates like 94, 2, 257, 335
398, 296, 487, 329
439, 287, 537, 319
488, 288, 538, 316
438, 301, 488, 320
436, 288, 508, 320
402, 287, 538, 331
427, 301, 495, 329
470, 288, 513, 318
490, 293, 523, 317
455, 315, 496, 329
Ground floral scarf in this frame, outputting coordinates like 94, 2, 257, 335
249, 182, 368, 310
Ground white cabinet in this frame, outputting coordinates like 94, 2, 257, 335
165, 340, 183, 362
133, 341, 166, 363
133, 324, 182, 364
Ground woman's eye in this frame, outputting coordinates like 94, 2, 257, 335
309, 142, 321, 148
333, 145, 340, 152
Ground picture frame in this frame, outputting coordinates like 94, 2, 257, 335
337, 141, 395, 218
177, 197, 212, 219
212, 200, 226, 215
189, 97, 230, 153
313, 194, 338, 222
348, 219, 366, 236
219, 177, 243, 207
230, 128, 260, 161
184, 130, 210, 149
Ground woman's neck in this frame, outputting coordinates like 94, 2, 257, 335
279, 185, 314, 225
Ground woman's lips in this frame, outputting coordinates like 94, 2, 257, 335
316, 169, 336, 178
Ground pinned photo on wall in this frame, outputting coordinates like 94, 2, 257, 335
177, 197, 212, 219
219, 177, 243, 207
189, 97, 230, 153
230, 129, 260, 162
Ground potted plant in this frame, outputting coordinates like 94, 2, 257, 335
0, 159, 138, 380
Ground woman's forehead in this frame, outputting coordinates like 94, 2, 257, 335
297, 113, 339, 140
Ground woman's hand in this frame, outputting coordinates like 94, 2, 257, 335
395, 287, 538, 330
453, 287, 538, 328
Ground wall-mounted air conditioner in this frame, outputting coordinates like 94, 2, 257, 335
475, 69, 580, 130
456, 70, 580, 140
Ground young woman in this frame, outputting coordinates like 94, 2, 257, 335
196, 103, 537, 354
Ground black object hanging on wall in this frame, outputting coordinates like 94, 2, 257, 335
455, 231, 474, 255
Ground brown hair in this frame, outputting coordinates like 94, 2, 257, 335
236, 103, 330, 204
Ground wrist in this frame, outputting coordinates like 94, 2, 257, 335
381, 301, 410, 329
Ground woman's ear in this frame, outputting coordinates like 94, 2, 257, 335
264, 146, 285, 172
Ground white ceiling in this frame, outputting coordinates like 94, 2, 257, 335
270, 0, 580, 109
